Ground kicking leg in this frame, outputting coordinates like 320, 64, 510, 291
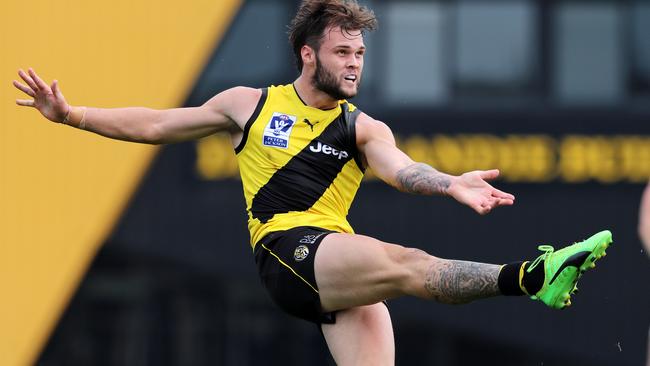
314, 233, 501, 312
313, 230, 612, 365
314, 230, 613, 312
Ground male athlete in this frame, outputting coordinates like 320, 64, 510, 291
14, 0, 612, 364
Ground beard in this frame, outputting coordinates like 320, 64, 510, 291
312, 54, 360, 100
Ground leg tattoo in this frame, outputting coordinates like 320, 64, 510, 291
424, 259, 501, 304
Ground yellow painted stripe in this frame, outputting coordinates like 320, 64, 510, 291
261, 244, 319, 293
0, 1, 242, 365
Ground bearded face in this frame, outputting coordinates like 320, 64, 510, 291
312, 51, 361, 101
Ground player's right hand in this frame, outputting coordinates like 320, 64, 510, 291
13, 68, 70, 123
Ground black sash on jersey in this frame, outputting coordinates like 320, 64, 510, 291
251, 103, 363, 224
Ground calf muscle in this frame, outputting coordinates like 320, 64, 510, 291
424, 259, 501, 304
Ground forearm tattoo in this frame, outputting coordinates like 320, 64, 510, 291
396, 163, 451, 195
424, 260, 501, 304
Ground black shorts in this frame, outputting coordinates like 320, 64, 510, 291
254, 226, 336, 324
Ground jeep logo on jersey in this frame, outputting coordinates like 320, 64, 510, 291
309, 141, 349, 160
263, 113, 297, 148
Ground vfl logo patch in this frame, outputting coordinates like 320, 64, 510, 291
294, 245, 309, 262
263, 113, 297, 148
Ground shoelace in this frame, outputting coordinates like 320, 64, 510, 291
526, 245, 555, 273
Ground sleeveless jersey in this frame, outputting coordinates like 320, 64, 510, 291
235, 84, 365, 248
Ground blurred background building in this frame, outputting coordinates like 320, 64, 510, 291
2, 0, 648, 365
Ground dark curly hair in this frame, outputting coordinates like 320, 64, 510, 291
288, 0, 377, 72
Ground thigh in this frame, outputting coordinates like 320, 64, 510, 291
321, 303, 395, 366
314, 233, 431, 312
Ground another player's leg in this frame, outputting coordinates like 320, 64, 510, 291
321, 303, 394, 366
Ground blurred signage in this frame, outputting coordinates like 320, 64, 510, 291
195, 133, 650, 184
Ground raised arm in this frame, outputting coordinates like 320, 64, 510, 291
356, 114, 515, 215
13, 68, 260, 144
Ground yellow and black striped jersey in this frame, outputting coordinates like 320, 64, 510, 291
235, 84, 365, 248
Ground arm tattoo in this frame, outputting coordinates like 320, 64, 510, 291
424, 259, 501, 304
396, 163, 451, 195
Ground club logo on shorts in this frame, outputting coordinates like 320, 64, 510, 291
294, 245, 309, 262
263, 112, 297, 148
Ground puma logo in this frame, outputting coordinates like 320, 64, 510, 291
303, 118, 319, 131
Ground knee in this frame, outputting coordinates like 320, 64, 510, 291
393, 247, 432, 270
346, 303, 389, 327
387, 246, 439, 297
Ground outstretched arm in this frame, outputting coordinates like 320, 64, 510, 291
356, 114, 515, 215
13, 68, 260, 144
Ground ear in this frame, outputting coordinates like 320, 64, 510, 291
301, 45, 316, 68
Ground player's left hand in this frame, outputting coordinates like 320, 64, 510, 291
447, 169, 515, 215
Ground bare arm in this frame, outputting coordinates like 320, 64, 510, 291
13, 68, 260, 144
354, 115, 449, 194
356, 114, 515, 215
638, 182, 650, 257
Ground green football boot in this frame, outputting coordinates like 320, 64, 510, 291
528, 230, 613, 309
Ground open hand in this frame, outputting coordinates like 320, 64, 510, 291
13, 68, 69, 123
447, 169, 515, 215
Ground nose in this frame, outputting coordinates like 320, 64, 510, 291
347, 54, 360, 69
